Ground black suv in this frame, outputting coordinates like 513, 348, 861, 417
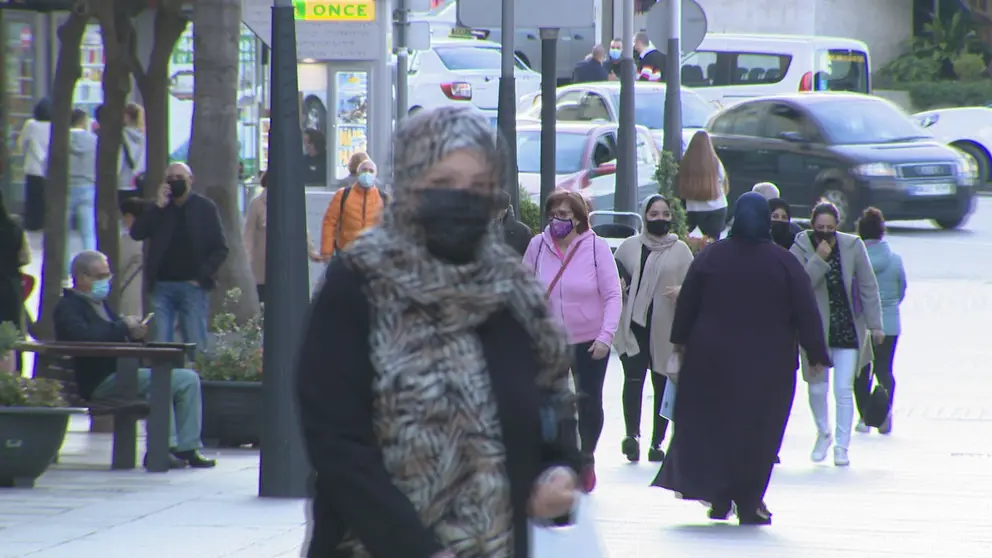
708, 93, 977, 230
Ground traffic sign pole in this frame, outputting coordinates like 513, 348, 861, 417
539, 27, 559, 227
663, 0, 683, 159
615, 0, 637, 216
394, 0, 410, 121
498, 0, 519, 214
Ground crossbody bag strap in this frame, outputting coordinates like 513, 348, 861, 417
334, 186, 351, 251
544, 236, 588, 299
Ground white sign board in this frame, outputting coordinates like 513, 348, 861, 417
457, 0, 595, 29
242, 0, 385, 60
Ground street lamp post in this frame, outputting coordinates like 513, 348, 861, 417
258, 0, 311, 499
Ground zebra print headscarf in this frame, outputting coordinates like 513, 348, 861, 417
338, 106, 572, 557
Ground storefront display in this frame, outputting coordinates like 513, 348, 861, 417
4, 16, 38, 197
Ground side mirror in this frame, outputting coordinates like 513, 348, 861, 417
590, 162, 617, 178
779, 131, 808, 143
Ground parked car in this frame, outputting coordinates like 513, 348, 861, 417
915, 107, 992, 186
707, 93, 976, 230
519, 82, 717, 152
407, 38, 541, 123
515, 121, 660, 211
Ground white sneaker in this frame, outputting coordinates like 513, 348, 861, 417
811, 433, 832, 462
855, 420, 870, 433
834, 447, 850, 467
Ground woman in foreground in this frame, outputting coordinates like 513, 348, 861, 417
297, 106, 581, 557
652, 192, 831, 525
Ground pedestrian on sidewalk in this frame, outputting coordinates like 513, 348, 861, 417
572, 45, 609, 84
652, 192, 831, 525
19, 98, 51, 232
303, 129, 328, 187
243, 171, 325, 304
853, 207, 905, 435
130, 162, 228, 353
117, 197, 149, 318
613, 194, 693, 464
54, 250, 216, 469
297, 106, 580, 558
319, 158, 386, 259
791, 201, 884, 467
494, 188, 533, 256
677, 131, 728, 240
524, 190, 623, 492
331, 151, 369, 191
768, 197, 803, 250
67, 108, 98, 273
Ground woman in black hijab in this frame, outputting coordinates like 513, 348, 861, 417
768, 198, 803, 249
652, 192, 831, 525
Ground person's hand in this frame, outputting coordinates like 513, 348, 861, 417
588, 340, 610, 360
664, 286, 681, 301
529, 466, 577, 519
815, 239, 832, 260
123, 315, 141, 328
156, 182, 170, 208
129, 323, 148, 340
870, 329, 885, 345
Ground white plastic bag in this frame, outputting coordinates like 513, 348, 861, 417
530, 493, 607, 558
659, 377, 677, 421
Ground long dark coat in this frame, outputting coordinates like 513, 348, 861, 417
652, 238, 831, 505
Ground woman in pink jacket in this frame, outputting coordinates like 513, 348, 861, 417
523, 190, 623, 492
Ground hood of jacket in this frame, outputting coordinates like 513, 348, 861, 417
865, 240, 893, 274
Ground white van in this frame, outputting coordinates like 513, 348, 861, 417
679, 34, 871, 107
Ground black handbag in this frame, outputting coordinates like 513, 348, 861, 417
862, 379, 892, 429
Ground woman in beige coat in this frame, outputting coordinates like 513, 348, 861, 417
243, 172, 325, 304
613, 194, 693, 463
790, 201, 883, 467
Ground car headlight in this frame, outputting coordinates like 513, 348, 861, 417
954, 152, 979, 181
852, 163, 896, 178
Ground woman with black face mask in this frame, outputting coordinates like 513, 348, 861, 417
612, 195, 693, 463
297, 106, 583, 558
768, 198, 803, 249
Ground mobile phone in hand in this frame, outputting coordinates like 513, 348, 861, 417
141, 312, 155, 326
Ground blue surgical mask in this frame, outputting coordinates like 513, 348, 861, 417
91, 279, 111, 300
609, 49, 621, 60
357, 173, 375, 188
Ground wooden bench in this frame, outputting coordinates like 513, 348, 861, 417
19, 342, 192, 473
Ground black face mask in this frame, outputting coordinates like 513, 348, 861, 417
645, 219, 671, 236
813, 230, 835, 244
168, 178, 188, 199
414, 189, 494, 264
770, 221, 793, 247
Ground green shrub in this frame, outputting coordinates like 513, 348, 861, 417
952, 52, 987, 81
895, 79, 992, 109
654, 151, 688, 240
876, 54, 941, 86
0, 374, 68, 407
518, 186, 542, 234
195, 289, 263, 382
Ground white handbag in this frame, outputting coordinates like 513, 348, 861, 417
530, 493, 607, 558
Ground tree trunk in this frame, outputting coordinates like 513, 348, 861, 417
92, 0, 134, 309
36, 7, 90, 340
189, 0, 259, 322
133, 4, 188, 194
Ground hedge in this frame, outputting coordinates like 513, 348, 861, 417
889, 79, 992, 110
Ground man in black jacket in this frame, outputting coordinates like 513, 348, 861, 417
572, 45, 609, 84
131, 163, 228, 352
54, 250, 215, 469
495, 189, 533, 256
634, 31, 666, 82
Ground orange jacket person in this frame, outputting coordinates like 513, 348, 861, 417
320, 158, 384, 257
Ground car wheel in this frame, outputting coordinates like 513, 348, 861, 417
818, 183, 856, 231
933, 215, 969, 229
952, 141, 990, 186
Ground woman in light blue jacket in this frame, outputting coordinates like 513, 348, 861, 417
853, 207, 906, 435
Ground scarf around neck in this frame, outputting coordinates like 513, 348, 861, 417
338, 106, 572, 557
631, 232, 678, 327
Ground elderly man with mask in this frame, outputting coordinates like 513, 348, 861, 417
54, 250, 216, 469
130, 162, 228, 352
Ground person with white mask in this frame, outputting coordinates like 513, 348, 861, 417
320, 158, 387, 259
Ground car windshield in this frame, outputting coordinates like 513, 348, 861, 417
516, 131, 588, 174
435, 46, 527, 70
807, 100, 932, 145
613, 91, 715, 129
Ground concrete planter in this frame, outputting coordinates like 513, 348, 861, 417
200, 380, 262, 448
0, 406, 85, 488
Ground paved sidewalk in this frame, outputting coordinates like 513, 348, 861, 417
2, 280, 992, 557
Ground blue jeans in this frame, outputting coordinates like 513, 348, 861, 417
66, 185, 96, 271
151, 281, 209, 353
91, 367, 204, 452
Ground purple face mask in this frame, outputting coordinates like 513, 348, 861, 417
550, 217, 574, 239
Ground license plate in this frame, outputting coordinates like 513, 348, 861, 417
912, 183, 955, 196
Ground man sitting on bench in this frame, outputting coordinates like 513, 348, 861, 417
54, 250, 216, 469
